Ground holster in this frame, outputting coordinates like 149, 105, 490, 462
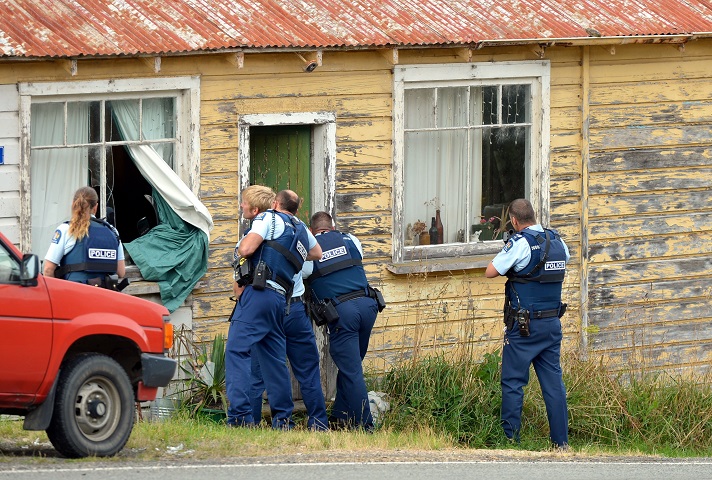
251, 261, 268, 290
307, 297, 340, 326
502, 298, 514, 329
369, 286, 387, 312
504, 304, 530, 336
234, 257, 253, 287
87, 274, 129, 292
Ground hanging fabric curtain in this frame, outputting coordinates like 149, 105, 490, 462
124, 187, 209, 312
30, 102, 89, 252
111, 100, 213, 312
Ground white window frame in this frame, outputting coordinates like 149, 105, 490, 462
237, 112, 336, 235
391, 61, 551, 268
18, 76, 200, 251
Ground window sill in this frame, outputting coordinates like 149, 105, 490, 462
386, 253, 495, 275
124, 266, 160, 295
122, 265, 205, 297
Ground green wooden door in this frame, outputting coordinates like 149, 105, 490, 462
249, 125, 312, 224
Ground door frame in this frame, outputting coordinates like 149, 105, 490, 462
237, 112, 336, 236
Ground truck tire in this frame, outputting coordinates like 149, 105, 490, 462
46, 353, 135, 458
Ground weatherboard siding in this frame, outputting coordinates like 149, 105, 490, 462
0, 40, 710, 377
584, 41, 712, 375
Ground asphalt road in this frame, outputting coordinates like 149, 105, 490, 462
2, 457, 712, 480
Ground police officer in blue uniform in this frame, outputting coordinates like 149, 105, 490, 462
303, 211, 385, 431
226, 190, 322, 429
244, 194, 329, 432
485, 198, 570, 448
43, 186, 126, 286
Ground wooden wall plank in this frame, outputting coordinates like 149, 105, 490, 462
588, 212, 712, 240
0, 165, 19, 193
588, 191, 710, 218
590, 146, 712, 173
590, 101, 712, 128
201, 94, 392, 122
337, 141, 392, 166
591, 342, 712, 371
589, 278, 710, 308
336, 167, 390, 190
591, 77, 712, 106
589, 233, 710, 263
589, 168, 712, 195
201, 149, 239, 174
588, 300, 711, 330
201, 196, 239, 222
200, 173, 239, 197
201, 70, 393, 100
200, 124, 238, 151
590, 124, 712, 151
337, 117, 392, 142
337, 214, 392, 236
588, 256, 712, 285
588, 57, 712, 84
336, 189, 391, 213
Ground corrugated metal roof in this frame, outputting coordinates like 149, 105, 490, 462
2, 0, 712, 58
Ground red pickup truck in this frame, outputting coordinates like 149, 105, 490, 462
0, 231, 176, 458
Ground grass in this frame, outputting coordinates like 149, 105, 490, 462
2, 349, 712, 462
0, 414, 457, 462
376, 349, 712, 457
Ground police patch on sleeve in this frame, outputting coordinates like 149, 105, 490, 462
51, 229, 62, 244
254, 212, 267, 221
502, 239, 514, 252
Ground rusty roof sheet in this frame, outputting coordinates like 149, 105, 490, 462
2, 0, 712, 58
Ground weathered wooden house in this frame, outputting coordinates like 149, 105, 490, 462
1, 0, 711, 383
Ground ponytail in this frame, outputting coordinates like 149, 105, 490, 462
68, 186, 98, 240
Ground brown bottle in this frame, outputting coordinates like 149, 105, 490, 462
429, 217, 438, 244
436, 209, 444, 244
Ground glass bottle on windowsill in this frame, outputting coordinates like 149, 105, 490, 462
429, 217, 438, 245
435, 209, 444, 244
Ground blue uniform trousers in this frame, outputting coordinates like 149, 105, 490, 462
249, 300, 329, 430
225, 286, 293, 429
501, 315, 568, 446
328, 296, 378, 430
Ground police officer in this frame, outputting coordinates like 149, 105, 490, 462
304, 211, 383, 431
236, 187, 329, 431
226, 189, 322, 429
485, 198, 569, 448
43, 186, 125, 285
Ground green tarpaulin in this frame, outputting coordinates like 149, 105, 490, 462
125, 189, 209, 313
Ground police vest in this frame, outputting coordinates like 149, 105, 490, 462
251, 211, 309, 292
58, 218, 120, 284
309, 230, 368, 300
505, 228, 567, 312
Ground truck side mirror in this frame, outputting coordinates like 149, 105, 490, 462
20, 253, 39, 287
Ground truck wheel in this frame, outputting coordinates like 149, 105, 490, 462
46, 353, 135, 458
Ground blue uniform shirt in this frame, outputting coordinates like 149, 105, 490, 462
240, 211, 317, 294
492, 224, 570, 276
302, 232, 363, 280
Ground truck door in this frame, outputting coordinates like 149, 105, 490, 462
0, 240, 53, 402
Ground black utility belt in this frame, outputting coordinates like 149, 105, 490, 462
254, 284, 287, 297
335, 286, 386, 312
289, 295, 303, 304
336, 289, 370, 303
509, 303, 567, 319
530, 308, 560, 319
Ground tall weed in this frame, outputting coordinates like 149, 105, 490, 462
377, 349, 712, 455
379, 351, 503, 447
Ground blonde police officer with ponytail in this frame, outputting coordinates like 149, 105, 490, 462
43, 186, 125, 285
